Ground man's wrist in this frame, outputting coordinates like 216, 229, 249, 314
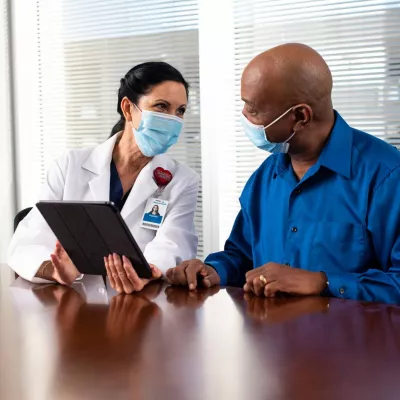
316, 271, 329, 295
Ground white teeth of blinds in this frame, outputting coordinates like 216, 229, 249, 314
16, 0, 203, 259
213, 0, 400, 247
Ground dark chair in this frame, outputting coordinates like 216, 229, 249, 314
14, 207, 33, 232
13, 207, 32, 279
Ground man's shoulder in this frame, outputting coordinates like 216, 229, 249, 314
352, 128, 400, 171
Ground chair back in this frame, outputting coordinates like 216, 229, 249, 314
14, 207, 32, 232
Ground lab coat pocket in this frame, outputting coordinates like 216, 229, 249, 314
312, 221, 366, 272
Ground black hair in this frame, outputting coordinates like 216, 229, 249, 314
110, 61, 189, 137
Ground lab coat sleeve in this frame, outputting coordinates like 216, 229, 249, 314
143, 174, 199, 273
204, 207, 254, 287
7, 157, 65, 283
324, 166, 400, 304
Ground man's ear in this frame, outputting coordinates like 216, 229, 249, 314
293, 104, 312, 132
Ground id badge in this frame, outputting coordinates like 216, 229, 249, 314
141, 198, 169, 231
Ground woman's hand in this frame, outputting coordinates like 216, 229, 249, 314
104, 253, 162, 294
50, 241, 81, 285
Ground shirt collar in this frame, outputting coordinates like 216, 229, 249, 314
274, 110, 353, 180
318, 111, 353, 179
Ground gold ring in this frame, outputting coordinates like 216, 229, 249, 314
259, 275, 267, 285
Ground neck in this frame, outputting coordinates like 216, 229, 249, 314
113, 128, 151, 173
289, 112, 335, 180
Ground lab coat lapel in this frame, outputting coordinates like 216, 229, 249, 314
88, 170, 111, 201
120, 154, 176, 219
82, 134, 119, 201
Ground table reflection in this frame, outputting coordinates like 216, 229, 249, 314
164, 285, 220, 308
242, 291, 330, 323
35, 282, 163, 399
6, 277, 400, 400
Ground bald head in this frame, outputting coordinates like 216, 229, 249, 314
242, 43, 333, 120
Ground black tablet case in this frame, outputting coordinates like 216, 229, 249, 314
36, 201, 152, 279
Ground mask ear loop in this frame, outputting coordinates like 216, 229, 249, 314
282, 104, 306, 150
133, 103, 142, 113
284, 131, 296, 144
263, 106, 293, 132
130, 102, 142, 131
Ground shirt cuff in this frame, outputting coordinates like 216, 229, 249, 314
144, 254, 176, 275
324, 272, 358, 299
30, 276, 54, 284
28, 273, 84, 285
205, 260, 227, 286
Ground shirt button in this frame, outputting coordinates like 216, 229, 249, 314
291, 227, 298, 233
339, 288, 345, 295
294, 189, 301, 195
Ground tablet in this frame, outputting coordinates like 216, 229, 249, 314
36, 201, 152, 279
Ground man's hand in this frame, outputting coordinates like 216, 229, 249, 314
166, 259, 220, 290
244, 262, 327, 297
104, 254, 162, 294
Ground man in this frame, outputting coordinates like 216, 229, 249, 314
167, 43, 400, 304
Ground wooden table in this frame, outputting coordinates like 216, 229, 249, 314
1, 268, 400, 400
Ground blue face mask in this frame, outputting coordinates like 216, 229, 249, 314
240, 107, 296, 153
132, 105, 183, 157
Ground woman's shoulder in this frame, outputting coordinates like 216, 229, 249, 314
53, 137, 116, 173
50, 146, 95, 173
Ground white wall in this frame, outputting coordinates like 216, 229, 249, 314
0, 0, 16, 266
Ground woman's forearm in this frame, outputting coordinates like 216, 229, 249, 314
35, 261, 56, 281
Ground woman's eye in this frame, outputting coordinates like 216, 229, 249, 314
177, 108, 186, 116
156, 103, 167, 111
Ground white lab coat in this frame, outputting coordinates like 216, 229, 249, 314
7, 134, 199, 283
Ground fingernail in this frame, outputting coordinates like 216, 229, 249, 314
189, 283, 195, 290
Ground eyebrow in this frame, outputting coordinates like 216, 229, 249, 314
154, 99, 171, 105
153, 99, 187, 108
242, 97, 255, 107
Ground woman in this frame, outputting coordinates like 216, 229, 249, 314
150, 205, 161, 216
8, 62, 199, 294
143, 205, 163, 224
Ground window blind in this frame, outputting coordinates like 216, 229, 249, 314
218, 0, 400, 242
16, 0, 204, 257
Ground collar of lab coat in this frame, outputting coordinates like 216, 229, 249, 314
81, 133, 177, 218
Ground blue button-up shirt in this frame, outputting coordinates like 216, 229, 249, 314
205, 112, 400, 304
